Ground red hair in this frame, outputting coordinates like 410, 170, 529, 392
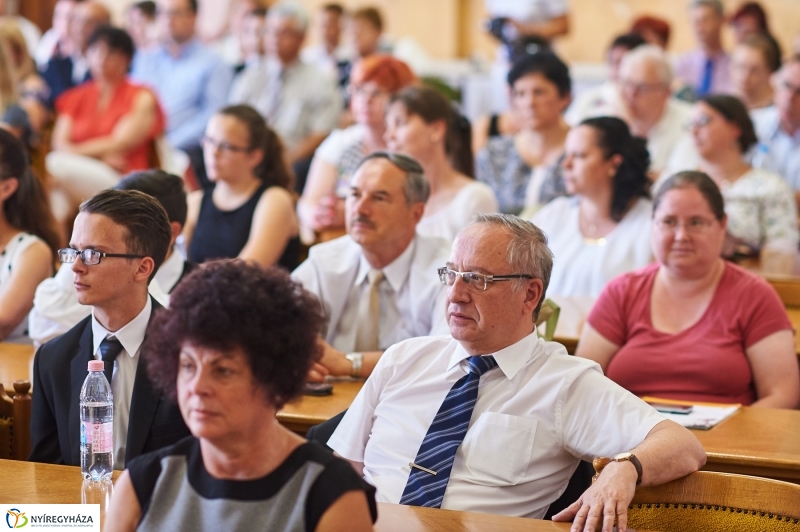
350, 54, 416, 93
631, 16, 671, 48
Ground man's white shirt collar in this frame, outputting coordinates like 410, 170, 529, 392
91, 297, 153, 358
446, 331, 539, 381
356, 237, 417, 293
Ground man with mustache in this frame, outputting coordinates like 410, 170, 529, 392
328, 213, 706, 529
292, 152, 450, 379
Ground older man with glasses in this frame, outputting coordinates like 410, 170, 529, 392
292, 151, 450, 381
617, 45, 700, 177
328, 213, 706, 529
29, 189, 190, 469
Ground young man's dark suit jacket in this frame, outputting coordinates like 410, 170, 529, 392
28, 298, 190, 466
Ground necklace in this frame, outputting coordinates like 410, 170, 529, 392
578, 209, 609, 246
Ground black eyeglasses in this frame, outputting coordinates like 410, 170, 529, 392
437, 267, 532, 291
201, 136, 251, 154
58, 248, 145, 266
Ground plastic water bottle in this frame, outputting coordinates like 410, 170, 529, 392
80, 360, 114, 481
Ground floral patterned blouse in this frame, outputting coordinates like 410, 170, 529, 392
476, 135, 566, 215
721, 168, 799, 252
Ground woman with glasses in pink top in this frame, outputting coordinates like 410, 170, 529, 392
577, 171, 800, 408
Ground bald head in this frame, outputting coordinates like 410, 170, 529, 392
70, 1, 111, 53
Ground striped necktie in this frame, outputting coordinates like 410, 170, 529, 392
399, 355, 499, 508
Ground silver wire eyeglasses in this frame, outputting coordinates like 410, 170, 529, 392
437, 267, 532, 291
58, 248, 146, 265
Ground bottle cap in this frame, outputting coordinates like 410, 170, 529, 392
88, 360, 105, 372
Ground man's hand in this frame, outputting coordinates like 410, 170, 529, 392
306, 339, 352, 382
552, 460, 638, 532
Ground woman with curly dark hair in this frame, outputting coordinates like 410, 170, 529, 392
531, 116, 653, 298
184, 104, 301, 270
104, 261, 377, 532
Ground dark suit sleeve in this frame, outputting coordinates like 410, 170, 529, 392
28, 345, 65, 464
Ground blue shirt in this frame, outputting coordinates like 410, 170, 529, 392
130, 40, 233, 149
751, 106, 800, 191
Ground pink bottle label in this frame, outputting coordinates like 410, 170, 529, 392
82, 422, 113, 453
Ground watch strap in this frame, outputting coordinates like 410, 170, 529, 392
613, 453, 643, 486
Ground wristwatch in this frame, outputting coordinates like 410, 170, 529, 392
345, 352, 363, 378
611, 452, 643, 486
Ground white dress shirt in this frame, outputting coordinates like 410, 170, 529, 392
291, 234, 451, 352
228, 57, 343, 151
532, 197, 654, 298
415, 181, 499, 242
751, 106, 800, 191
646, 99, 697, 175
29, 246, 184, 346
329, 332, 664, 519
90, 297, 152, 469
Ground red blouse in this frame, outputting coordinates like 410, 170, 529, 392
56, 79, 165, 173
588, 262, 792, 405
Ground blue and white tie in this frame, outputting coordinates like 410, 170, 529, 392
399, 355, 498, 508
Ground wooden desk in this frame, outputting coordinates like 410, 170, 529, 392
739, 251, 800, 306
0, 460, 593, 531
277, 380, 362, 434
375, 504, 576, 531
0, 342, 35, 390
692, 406, 800, 483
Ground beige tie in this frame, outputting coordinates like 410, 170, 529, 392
354, 270, 384, 352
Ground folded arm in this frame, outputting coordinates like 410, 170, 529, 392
52, 91, 159, 161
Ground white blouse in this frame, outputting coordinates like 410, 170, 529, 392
532, 197, 654, 298
3, 233, 46, 343
416, 181, 499, 241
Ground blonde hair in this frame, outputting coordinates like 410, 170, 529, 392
0, 20, 34, 80
0, 40, 18, 112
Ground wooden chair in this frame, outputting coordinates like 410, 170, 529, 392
0, 381, 32, 461
593, 458, 800, 530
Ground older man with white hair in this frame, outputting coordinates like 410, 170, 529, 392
618, 45, 700, 176
229, 1, 342, 172
328, 213, 706, 529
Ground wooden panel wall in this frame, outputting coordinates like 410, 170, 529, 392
91, 0, 800, 63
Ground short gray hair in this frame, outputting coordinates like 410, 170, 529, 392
619, 44, 673, 86
355, 151, 430, 205
468, 213, 553, 320
268, 2, 309, 33
689, 0, 724, 17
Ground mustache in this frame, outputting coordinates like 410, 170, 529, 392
351, 215, 376, 228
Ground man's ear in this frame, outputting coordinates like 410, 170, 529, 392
169, 221, 182, 247
524, 278, 544, 314
134, 257, 156, 283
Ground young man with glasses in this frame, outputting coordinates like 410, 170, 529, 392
328, 213, 706, 529
29, 189, 190, 469
292, 152, 450, 381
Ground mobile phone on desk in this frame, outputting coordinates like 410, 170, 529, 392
648, 402, 693, 415
303, 383, 333, 396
